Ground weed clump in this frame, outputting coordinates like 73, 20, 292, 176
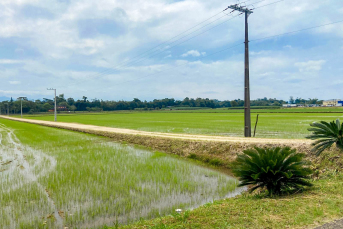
232, 146, 313, 196
187, 153, 197, 159
209, 158, 223, 166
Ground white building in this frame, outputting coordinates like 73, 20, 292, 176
282, 104, 297, 108
323, 99, 342, 107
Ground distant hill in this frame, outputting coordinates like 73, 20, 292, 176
0, 96, 10, 102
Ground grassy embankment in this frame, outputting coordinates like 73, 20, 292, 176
18, 108, 343, 139
0, 119, 238, 228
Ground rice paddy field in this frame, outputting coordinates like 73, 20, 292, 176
20, 108, 343, 139
0, 118, 241, 229
3, 107, 343, 228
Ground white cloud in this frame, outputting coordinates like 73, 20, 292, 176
181, 50, 206, 57
0, 59, 23, 64
9, 81, 21, 85
251, 50, 271, 56
0, 0, 39, 6
0, 0, 341, 101
251, 56, 291, 73
0, 89, 41, 96
294, 60, 326, 72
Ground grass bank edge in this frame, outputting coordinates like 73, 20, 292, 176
117, 174, 343, 229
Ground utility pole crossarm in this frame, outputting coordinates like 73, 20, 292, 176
227, 5, 253, 15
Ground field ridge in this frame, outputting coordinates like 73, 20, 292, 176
0, 116, 310, 145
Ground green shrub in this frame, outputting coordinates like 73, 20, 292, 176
209, 158, 223, 166
187, 153, 197, 159
306, 119, 343, 156
232, 147, 313, 196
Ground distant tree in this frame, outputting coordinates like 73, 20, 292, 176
58, 102, 68, 107
69, 105, 77, 113
43, 103, 52, 111
67, 98, 75, 106
289, 96, 295, 104
230, 101, 238, 107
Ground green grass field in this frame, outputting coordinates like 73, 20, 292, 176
20, 109, 343, 139
0, 119, 238, 228
162, 107, 343, 113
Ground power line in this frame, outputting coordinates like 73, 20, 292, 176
87, 0, 283, 80
117, 12, 241, 70
250, 19, 343, 42
59, 0, 329, 91
253, 0, 285, 9
116, 19, 343, 86
245, 0, 267, 7
60, 0, 285, 89
92, 0, 283, 75
62, 11, 241, 88
62, 9, 236, 87
112, 43, 243, 86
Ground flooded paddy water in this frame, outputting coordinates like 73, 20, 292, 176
0, 121, 243, 228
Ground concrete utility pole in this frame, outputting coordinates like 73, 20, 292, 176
227, 4, 253, 137
17, 97, 27, 118
47, 88, 57, 121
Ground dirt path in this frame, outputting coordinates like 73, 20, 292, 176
0, 115, 310, 145
315, 218, 343, 229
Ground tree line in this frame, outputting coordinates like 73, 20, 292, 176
0, 95, 322, 114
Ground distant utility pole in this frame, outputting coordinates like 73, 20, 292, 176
227, 4, 253, 137
17, 97, 27, 118
47, 88, 57, 121
7, 103, 9, 116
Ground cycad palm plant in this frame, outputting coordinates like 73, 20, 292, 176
306, 119, 343, 156
232, 147, 313, 196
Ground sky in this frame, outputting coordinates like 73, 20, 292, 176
0, 0, 342, 102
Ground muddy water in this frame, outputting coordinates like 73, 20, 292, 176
0, 123, 62, 228
0, 123, 245, 229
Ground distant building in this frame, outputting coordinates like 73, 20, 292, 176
48, 106, 68, 112
323, 99, 342, 107
282, 104, 297, 108
58, 106, 68, 111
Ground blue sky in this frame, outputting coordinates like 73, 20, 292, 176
0, 0, 342, 102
